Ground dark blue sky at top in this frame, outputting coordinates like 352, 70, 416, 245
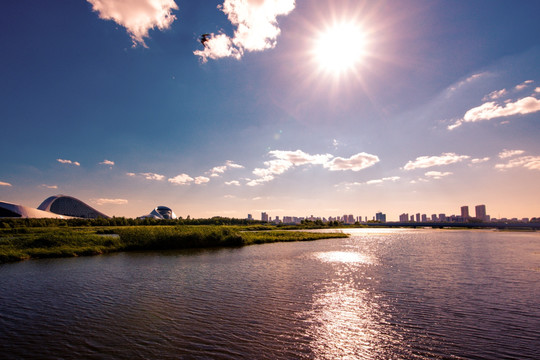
1, 0, 539, 218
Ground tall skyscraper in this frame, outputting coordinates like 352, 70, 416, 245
261, 212, 269, 222
375, 212, 386, 223
461, 206, 469, 218
475, 205, 487, 221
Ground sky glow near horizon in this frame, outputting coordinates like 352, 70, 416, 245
1, 0, 540, 220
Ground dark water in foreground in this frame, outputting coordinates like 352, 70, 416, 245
1, 229, 540, 359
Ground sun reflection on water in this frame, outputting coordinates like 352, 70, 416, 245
314, 251, 377, 265
305, 251, 383, 359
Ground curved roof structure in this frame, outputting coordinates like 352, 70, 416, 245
140, 206, 177, 220
38, 195, 109, 219
0, 201, 71, 219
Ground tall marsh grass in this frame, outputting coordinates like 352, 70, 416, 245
0, 225, 348, 263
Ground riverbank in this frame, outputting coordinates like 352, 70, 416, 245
0, 225, 348, 263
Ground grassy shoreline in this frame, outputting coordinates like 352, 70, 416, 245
0, 225, 348, 264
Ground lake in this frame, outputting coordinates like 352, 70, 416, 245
1, 228, 539, 359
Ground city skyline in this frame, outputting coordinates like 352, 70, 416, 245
1, 1, 540, 220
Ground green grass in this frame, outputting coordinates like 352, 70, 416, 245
0, 225, 348, 263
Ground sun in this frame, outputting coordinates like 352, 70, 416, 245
313, 22, 366, 75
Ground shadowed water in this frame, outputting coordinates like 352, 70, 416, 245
1, 229, 539, 359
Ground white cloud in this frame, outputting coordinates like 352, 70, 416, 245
269, 149, 332, 166
194, 176, 210, 185
210, 165, 227, 177
226, 160, 244, 169
324, 153, 380, 172
471, 157, 490, 164
140, 172, 165, 181
168, 173, 194, 185
194, 0, 295, 62
535, 87, 540, 93
499, 149, 525, 159
224, 194, 236, 199
93, 198, 129, 205
40, 184, 58, 189
425, 171, 453, 179
449, 95, 540, 130
225, 180, 241, 186
247, 149, 379, 186
99, 159, 115, 166
515, 80, 534, 91
57, 158, 80, 166
87, 0, 178, 47
495, 156, 540, 171
404, 153, 470, 170
0, 181, 12, 187
127, 172, 165, 181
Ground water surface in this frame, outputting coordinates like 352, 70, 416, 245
1, 229, 539, 359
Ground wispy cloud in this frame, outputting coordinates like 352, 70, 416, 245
499, 149, 525, 159
208, 160, 244, 177
99, 159, 115, 167
127, 172, 165, 181
495, 156, 540, 171
471, 157, 490, 164
449, 72, 488, 93
0, 181, 12, 187
87, 0, 178, 47
92, 198, 128, 205
515, 80, 534, 91
57, 158, 80, 166
365, 176, 400, 185
194, 0, 295, 62
168, 173, 194, 185
404, 153, 470, 170
225, 180, 241, 186
343, 176, 400, 188
40, 184, 58, 189
482, 89, 507, 101
425, 171, 452, 179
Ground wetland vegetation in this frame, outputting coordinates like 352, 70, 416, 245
0, 219, 348, 263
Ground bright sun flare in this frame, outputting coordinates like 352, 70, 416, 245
314, 22, 366, 75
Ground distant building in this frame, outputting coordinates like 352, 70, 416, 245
461, 206, 469, 219
431, 214, 437, 221
247, 214, 253, 220
139, 206, 177, 220
415, 213, 420, 222
38, 195, 109, 219
261, 212, 269, 222
399, 213, 409, 222
375, 212, 386, 223
0, 201, 70, 219
421, 214, 427, 222
475, 205, 487, 221
439, 213, 446, 222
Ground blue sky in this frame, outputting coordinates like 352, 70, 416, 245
1, 0, 539, 220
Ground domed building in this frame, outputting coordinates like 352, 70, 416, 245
38, 195, 109, 219
0, 201, 70, 219
139, 206, 177, 220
